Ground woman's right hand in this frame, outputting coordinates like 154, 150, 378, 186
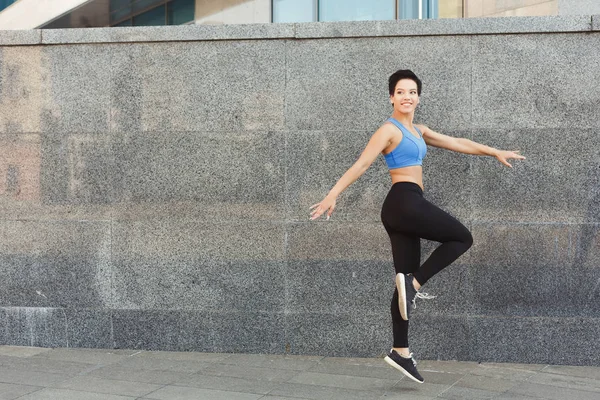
309, 195, 337, 221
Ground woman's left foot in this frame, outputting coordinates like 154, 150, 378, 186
384, 349, 424, 383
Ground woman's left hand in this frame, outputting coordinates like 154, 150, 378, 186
309, 195, 337, 221
495, 150, 526, 168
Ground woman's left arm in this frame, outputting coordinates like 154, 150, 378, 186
417, 124, 526, 168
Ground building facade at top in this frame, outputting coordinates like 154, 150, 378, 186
0, 0, 599, 30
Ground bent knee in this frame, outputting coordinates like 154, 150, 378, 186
461, 230, 474, 250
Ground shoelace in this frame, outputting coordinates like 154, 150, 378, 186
408, 352, 417, 367
412, 291, 436, 309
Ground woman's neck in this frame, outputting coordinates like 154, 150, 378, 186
390, 112, 415, 129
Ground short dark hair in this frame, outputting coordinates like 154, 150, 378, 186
388, 69, 422, 96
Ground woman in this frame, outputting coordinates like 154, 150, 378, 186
309, 69, 525, 383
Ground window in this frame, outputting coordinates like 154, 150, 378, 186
399, 0, 438, 20
114, 19, 133, 26
110, 0, 164, 24
273, 0, 315, 23
167, 0, 196, 25
0, 0, 17, 13
320, 0, 394, 22
273, 0, 451, 22
111, 0, 194, 26
133, 4, 166, 26
274, 0, 394, 22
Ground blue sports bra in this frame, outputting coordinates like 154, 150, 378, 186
383, 118, 427, 170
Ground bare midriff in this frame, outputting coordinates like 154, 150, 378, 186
389, 165, 423, 190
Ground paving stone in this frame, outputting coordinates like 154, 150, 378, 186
0, 382, 42, 400
418, 371, 464, 386
317, 356, 384, 367
308, 361, 403, 380
493, 394, 544, 400
16, 387, 136, 400
217, 354, 323, 371
133, 351, 231, 363
258, 396, 311, 400
258, 397, 309, 400
268, 382, 384, 400
0, 367, 70, 386
542, 364, 600, 380
0, 346, 51, 358
377, 393, 437, 400
87, 365, 193, 385
32, 348, 135, 365
438, 386, 500, 400
468, 364, 539, 382
52, 375, 162, 397
454, 374, 517, 392
508, 382, 600, 400
480, 362, 547, 372
288, 371, 399, 391
526, 372, 600, 393
141, 385, 261, 400
111, 356, 209, 373
196, 363, 299, 382
0, 346, 599, 400
418, 360, 478, 375
0, 356, 95, 376
391, 379, 448, 397
173, 373, 279, 395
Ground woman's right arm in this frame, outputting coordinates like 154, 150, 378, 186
309, 125, 394, 220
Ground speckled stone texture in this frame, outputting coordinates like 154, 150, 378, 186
42, 23, 296, 45
294, 16, 592, 38
469, 317, 600, 365
110, 220, 286, 312
285, 36, 472, 132
111, 131, 285, 220
0, 29, 40, 46
0, 307, 68, 347
33, 45, 113, 135
594, 15, 600, 30
472, 34, 600, 130
0, 19, 599, 365
0, 220, 113, 308
110, 41, 286, 133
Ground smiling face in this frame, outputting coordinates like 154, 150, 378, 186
390, 78, 420, 113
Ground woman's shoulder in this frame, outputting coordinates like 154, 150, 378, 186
377, 121, 401, 136
414, 123, 430, 132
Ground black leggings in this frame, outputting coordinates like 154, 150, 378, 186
381, 182, 473, 348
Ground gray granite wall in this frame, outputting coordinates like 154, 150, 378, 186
0, 16, 599, 365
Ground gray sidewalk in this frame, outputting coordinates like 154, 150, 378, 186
0, 346, 599, 400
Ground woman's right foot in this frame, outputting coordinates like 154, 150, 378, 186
384, 349, 424, 383
396, 273, 436, 320
396, 273, 417, 320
